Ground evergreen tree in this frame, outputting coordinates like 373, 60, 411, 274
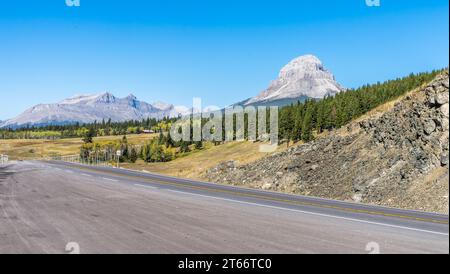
82, 127, 96, 144
180, 141, 191, 153
165, 131, 175, 147
129, 147, 138, 163
301, 105, 314, 142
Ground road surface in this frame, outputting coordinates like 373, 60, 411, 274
0, 160, 448, 254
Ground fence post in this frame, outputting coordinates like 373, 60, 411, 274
0, 154, 8, 165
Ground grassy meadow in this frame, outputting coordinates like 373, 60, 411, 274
0, 134, 157, 160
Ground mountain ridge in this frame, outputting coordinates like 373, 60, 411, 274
0, 93, 188, 129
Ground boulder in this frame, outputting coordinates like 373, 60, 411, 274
441, 154, 449, 166
423, 120, 436, 135
440, 103, 449, 118
435, 93, 449, 106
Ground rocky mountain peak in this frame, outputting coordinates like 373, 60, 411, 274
279, 54, 324, 76
245, 54, 343, 105
125, 94, 137, 101
124, 94, 138, 108
96, 92, 117, 103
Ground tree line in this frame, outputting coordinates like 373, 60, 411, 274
80, 130, 204, 164
0, 117, 176, 139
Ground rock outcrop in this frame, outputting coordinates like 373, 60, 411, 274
205, 71, 449, 213
237, 55, 344, 107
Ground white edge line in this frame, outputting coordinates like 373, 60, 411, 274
134, 184, 158, 190
166, 189, 449, 237
81, 173, 92, 177
102, 177, 118, 182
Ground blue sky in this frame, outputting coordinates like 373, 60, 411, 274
0, 0, 448, 120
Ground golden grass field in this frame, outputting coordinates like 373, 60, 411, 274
121, 141, 285, 179
0, 134, 157, 160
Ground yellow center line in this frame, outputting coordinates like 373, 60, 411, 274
59, 163, 449, 225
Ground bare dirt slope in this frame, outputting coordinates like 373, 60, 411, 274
205, 72, 449, 213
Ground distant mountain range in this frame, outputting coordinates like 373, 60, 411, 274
0, 93, 190, 129
0, 54, 343, 128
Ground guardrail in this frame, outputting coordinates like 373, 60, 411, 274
0, 154, 8, 165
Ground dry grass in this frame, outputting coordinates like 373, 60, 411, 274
121, 141, 286, 180
0, 134, 157, 160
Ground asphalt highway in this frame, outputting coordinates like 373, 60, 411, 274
0, 160, 448, 254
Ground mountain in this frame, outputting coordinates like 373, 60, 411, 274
236, 55, 343, 107
0, 93, 189, 128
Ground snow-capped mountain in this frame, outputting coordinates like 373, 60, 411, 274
238, 55, 343, 107
0, 93, 190, 128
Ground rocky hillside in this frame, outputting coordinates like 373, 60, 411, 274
205, 71, 449, 213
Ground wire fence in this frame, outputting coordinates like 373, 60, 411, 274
47, 153, 118, 167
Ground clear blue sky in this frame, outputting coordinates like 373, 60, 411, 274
0, 0, 448, 120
